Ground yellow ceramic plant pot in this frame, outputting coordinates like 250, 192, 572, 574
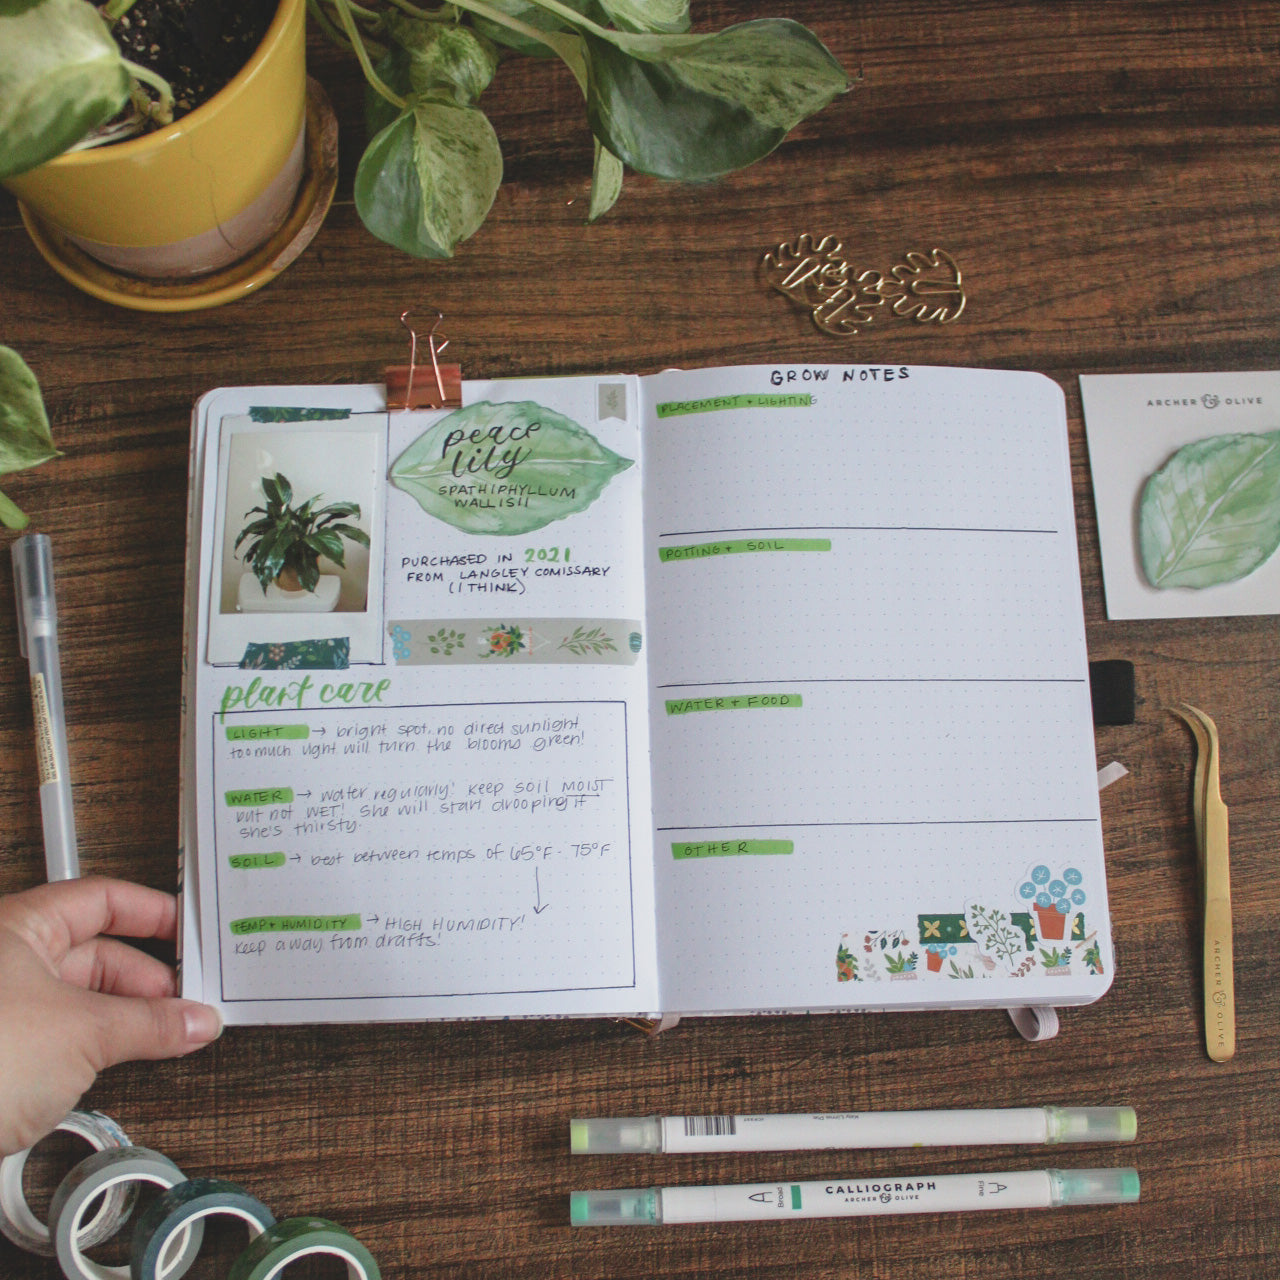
4, 0, 306, 279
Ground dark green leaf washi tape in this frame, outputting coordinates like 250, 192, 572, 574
131, 1177, 276, 1280
227, 1216, 381, 1279
50, 1147, 204, 1280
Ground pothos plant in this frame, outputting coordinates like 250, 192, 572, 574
236, 473, 371, 594
318, 0, 850, 257
0, 0, 187, 181
0, 347, 62, 531
1, 1, 848, 259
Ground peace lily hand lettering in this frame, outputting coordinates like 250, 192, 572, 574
762, 236, 966, 335
389, 400, 633, 536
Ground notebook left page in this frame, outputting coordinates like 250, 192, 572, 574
180, 379, 658, 1024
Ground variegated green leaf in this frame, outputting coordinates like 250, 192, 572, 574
588, 137, 624, 220
595, 0, 690, 34
469, 0, 590, 56
0, 346, 59, 472
354, 102, 502, 258
389, 400, 633, 535
0, 487, 28, 530
1139, 431, 1280, 588
0, 0, 131, 179
582, 19, 848, 179
385, 14, 498, 105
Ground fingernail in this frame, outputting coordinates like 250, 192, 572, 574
184, 1003, 224, 1044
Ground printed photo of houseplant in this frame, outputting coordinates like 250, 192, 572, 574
235, 471, 370, 600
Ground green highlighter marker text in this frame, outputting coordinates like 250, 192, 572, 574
655, 394, 813, 418
224, 788, 293, 806
672, 840, 794, 860
228, 853, 287, 870
666, 693, 801, 715
225, 724, 310, 741
659, 538, 829, 563
229, 914, 361, 935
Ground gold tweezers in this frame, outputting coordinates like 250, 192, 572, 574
1172, 704, 1236, 1062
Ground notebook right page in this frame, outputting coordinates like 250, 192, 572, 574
640, 365, 1111, 1016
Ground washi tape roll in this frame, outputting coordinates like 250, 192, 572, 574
50, 1147, 204, 1280
227, 1216, 381, 1280
0, 1110, 136, 1256
131, 1178, 275, 1280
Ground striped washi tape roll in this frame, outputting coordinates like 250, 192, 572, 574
49, 1147, 204, 1280
131, 1178, 276, 1280
0, 1110, 137, 1257
227, 1216, 381, 1280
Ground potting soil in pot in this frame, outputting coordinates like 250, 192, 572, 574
110, 0, 277, 118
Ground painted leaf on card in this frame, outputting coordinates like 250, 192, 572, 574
1139, 430, 1280, 588
389, 401, 633, 535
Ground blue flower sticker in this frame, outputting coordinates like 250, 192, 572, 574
1063, 867, 1083, 886
1036, 891, 1053, 909
1055, 898, 1072, 914
1031, 864, 1051, 885
1019, 881, 1036, 900
1071, 887, 1086, 906
1048, 879, 1068, 899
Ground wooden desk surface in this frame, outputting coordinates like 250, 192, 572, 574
2, 3, 1278, 1275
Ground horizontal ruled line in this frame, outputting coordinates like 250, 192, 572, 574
658, 525, 1058, 537
657, 677, 1087, 689
657, 818, 1100, 832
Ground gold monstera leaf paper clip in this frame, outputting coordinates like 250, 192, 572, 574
762, 237, 965, 336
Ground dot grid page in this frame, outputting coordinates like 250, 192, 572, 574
639, 365, 1110, 1015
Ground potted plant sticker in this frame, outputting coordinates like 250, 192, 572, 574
1018, 864, 1086, 942
924, 943, 957, 973
1039, 946, 1072, 976
235, 472, 369, 607
884, 950, 918, 980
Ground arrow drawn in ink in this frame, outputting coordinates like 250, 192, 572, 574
533, 868, 549, 914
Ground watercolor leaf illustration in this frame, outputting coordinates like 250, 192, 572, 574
389, 400, 633, 535
1139, 430, 1280, 589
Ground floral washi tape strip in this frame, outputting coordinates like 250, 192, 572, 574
389, 619, 642, 665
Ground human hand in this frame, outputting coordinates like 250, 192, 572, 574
0, 876, 222, 1157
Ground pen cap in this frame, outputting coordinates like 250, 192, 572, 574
569, 1189, 660, 1226
1044, 1106, 1138, 1143
1050, 1168, 1141, 1207
570, 1118, 661, 1155
11, 533, 56, 659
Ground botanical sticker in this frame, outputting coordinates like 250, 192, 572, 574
835, 863, 1103, 984
389, 400, 633, 536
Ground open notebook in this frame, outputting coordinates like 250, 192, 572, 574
178, 364, 1112, 1025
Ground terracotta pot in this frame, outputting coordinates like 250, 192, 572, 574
3, 0, 306, 279
1033, 903, 1067, 940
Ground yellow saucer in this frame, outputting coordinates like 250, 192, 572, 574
18, 79, 338, 313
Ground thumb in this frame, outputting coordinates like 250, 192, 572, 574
88, 993, 223, 1071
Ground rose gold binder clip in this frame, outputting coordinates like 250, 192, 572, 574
385, 308, 463, 410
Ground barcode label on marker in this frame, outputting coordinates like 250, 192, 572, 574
683, 1116, 737, 1137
